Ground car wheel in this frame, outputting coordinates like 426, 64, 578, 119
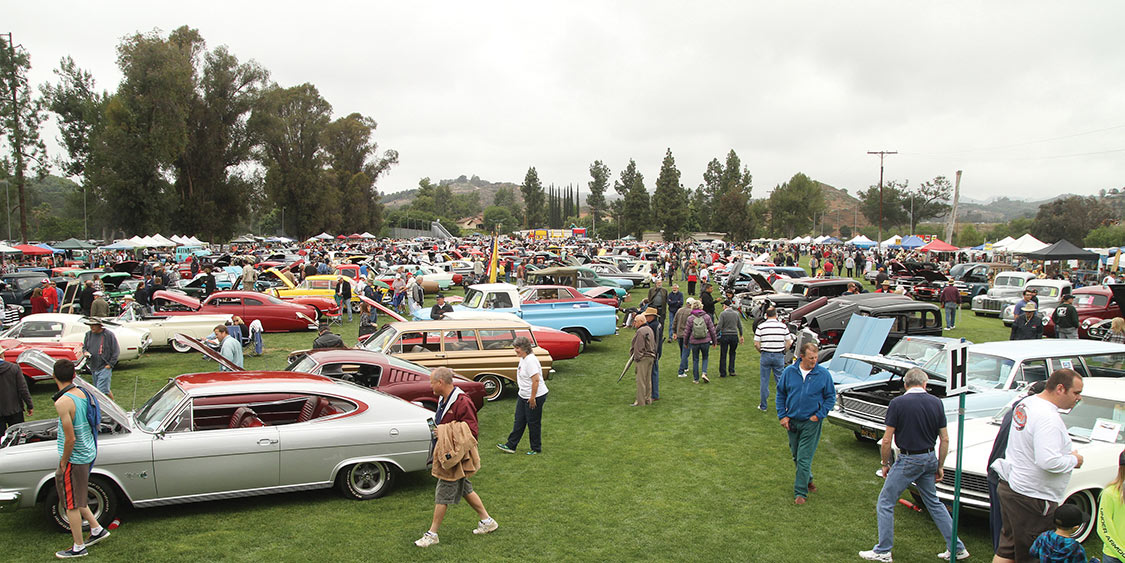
171, 337, 192, 353
854, 431, 877, 443
351, 302, 361, 314
44, 475, 119, 532
476, 374, 505, 401
1064, 489, 1097, 542
974, 311, 983, 316
337, 461, 396, 500
563, 328, 589, 354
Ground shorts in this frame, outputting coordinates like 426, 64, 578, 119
996, 479, 1057, 562
434, 478, 473, 505
55, 462, 91, 510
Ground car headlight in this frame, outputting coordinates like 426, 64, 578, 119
1002, 305, 1013, 316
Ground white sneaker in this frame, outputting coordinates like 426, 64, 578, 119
936, 548, 969, 560
859, 550, 893, 562
473, 518, 498, 535
414, 532, 439, 547
677, 372, 688, 378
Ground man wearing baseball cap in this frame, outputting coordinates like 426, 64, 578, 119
82, 319, 119, 399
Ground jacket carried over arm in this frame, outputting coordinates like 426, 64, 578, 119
432, 421, 481, 481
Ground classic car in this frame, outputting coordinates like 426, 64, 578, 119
0, 313, 151, 361
0, 272, 51, 314
928, 378, 1125, 542
0, 363, 434, 530
2, 342, 87, 385
905, 270, 951, 302
1041, 285, 1121, 339
950, 262, 1015, 308
152, 290, 318, 332
827, 339, 1125, 441
971, 271, 1037, 316
375, 265, 455, 293
430, 283, 618, 346
999, 279, 1073, 326
359, 319, 554, 401
791, 294, 943, 353
586, 262, 649, 287
108, 304, 233, 351
519, 284, 620, 309
739, 276, 859, 320
267, 272, 362, 311
436, 312, 584, 359
525, 267, 628, 299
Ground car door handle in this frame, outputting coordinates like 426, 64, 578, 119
258, 438, 278, 446
434, 353, 445, 358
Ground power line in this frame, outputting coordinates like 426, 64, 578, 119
904, 123, 1125, 156
901, 147, 1125, 162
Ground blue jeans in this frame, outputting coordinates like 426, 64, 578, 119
337, 296, 352, 321
651, 352, 660, 400
787, 418, 822, 498
718, 334, 738, 376
872, 452, 965, 554
505, 393, 547, 453
667, 308, 680, 339
678, 339, 689, 375
759, 351, 785, 409
251, 330, 263, 355
92, 367, 113, 395
944, 302, 957, 328
690, 342, 710, 380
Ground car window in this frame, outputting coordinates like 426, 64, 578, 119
11, 320, 64, 338
1014, 359, 1050, 387
514, 328, 537, 346
486, 292, 513, 309
1050, 357, 1090, 378
932, 352, 1015, 388
1085, 353, 1125, 378
136, 382, 187, 432
1029, 286, 1059, 298
1073, 294, 1108, 308
393, 330, 442, 353
190, 393, 357, 429
209, 297, 241, 307
444, 330, 480, 351
165, 401, 194, 433
480, 329, 517, 350
1058, 395, 1125, 443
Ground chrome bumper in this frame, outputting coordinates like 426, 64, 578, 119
0, 490, 22, 512
826, 409, 884, 437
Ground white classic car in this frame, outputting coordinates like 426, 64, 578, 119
0, 313, 151, 361
0, 358, 434, 530
107, 305, 232, 352
927, 378, 1125, 542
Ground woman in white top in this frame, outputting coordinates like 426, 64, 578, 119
496, 336, 549, 455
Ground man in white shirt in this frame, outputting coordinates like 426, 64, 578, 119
990, 369, 1084, 563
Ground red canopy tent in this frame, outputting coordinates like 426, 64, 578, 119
14, 244, 52, 256
919, 239, 959, 253
335, 235, 346, 240
348, 233, 363, 239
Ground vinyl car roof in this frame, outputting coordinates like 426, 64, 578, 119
967, 339, 1125, 360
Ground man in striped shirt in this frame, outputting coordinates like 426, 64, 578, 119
754, 307, 792, 412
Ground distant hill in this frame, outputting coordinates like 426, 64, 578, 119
382, 175, 526, 210
952, 195, 1072, 223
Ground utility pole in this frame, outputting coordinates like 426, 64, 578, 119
867, 150, 897, 245
945, 170, 962, 243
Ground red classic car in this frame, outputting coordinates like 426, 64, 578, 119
152, 290, 319, 332
2, 341, 87, 384
1046, 285, 1122, 338
520, 284, 619, 309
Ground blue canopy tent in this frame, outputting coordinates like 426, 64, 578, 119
971, 242, 993, 251
899, 235, 926, 249
101, 241, 137, 250
37, 243, 64, 254
821, 237, 841, 244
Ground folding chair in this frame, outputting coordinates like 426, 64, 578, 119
324, 308, 343, 328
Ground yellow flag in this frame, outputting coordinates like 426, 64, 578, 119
487, 235, 500, 283
1115, 249, 1122, 272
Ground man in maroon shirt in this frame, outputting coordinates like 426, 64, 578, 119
940, 282, 962, 330
415, 367, 497, 547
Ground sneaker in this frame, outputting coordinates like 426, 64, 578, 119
858, 549, 892, 562
526, 450, 539, 456
701, 373, 710, 383
729, 372, 737, 377
496, 444, 515, 454
677, 372, 688, 378
414, 532, 439, 547
86, 528, 110, 547
758, 405, 767, 412
473, 518, 498, 535
56, 547, 88, 559
937, 549, 969, 561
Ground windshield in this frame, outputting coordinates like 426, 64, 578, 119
1061, 396, 1125, 443
263, 294, 287, 305
135, 382, 187, 432
364, 325, 397, 352
925, 352, 1016, 388
287, 355, 319, 373
463, 288, 485, 308
773, 280, 796, 293
886, 339, 945, 365
1027, 285, 1060, 298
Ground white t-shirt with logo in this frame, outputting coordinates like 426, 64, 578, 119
516, 353, 548, 400
991, 395, 1077, 503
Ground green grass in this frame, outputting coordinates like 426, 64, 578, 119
0, 268, 1103, 562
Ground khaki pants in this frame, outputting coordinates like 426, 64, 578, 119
635, 357, 654, 405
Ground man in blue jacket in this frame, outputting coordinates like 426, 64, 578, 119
777, 341, 836, 505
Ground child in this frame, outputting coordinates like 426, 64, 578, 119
1029, 504, 1097, 563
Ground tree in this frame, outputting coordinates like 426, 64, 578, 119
956, 224, 984, 247
651, 148, 689, 241
838, 225, 852, 239
250, 83, 334, 239
1085, 224, 1125, 248
768, 173, 826, 238
856, 180, 910, 232
696, 157, 722, 227
1030, 195, 1116, 244
492, 185, 521, 218
711, 150, 754, 240
903, 176, 952, 234
615, 159, 648, 238
688, 186, 709, 232
482, 205, 519, 233
321, 112, 397, 235
0, 34, 49, 242
586, 160, 610, 236
520, 167, 546, 228
988, 217, 1034, 242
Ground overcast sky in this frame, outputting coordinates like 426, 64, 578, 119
9, 1, 1125, 202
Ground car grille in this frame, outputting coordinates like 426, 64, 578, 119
936, 469, 990, 497
838, 396, 887, 423
977, 298, 1005, 312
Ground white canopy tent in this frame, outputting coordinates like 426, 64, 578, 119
149, 234, 177, 247
991, 236, 1017, 250
791, 236, 811, 244
314, 232, 333, 240
0, 243, 20, 253
1002, 233, 1048, 254
359, 232, 377, 239
846, 234, 876, 246
880, 235, 902, 248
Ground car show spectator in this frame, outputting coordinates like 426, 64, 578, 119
1052, 293, 1079, 339
312, 322, 345, 349
672, 297, 695, 378
335, 275, 352, 322
991, 369, 1084, 563
777, 341, 835, 505
82, 319, 118, 398
755, 306, 791, 412
1010, 302, 1044, 340
89, 291, 109, 318
986, 382, 1047, 554
78, 280, 95, 316
0, 355, 32, 434
666, 283, 684, 342
643, 306, 663, 401
30, 287, 49, 314
1097, 449, 1125, 563
214, 324, 243, 370
43, 279, 59, 313
716, 300, 743, 378
686, 299, 717, 384
859, 368, 967, 562
1028, 504, 1091, 563
497, 336, 547, 455
415, 367, 497, 547
1104, 317, 1125, 344
628, 308, 656, 406
940, 281, 961, 330
241, 260, 257, 291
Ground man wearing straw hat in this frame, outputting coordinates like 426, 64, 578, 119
629, 308, 658, 406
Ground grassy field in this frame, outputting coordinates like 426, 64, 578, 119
0, 269, 1100, 562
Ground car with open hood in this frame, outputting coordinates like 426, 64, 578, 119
152, 290, 318, 332
827, 339, 1125, 441
950, 262, 1016, 308
0, 349, 434, 531
3, 343, 87, 386
108, 304, 232, 352
738, 276, 859, 320
265, 272, 362, 312
790, 293, 942, 353
0, 313, 151, 361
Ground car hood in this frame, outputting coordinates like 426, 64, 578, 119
910, 270, 949, 283
1109, 284, 1125, 309
173, 333, 241, 371
16, 349, 131, 428
359, 294, 405, 322
840, 352, 946, 381
154, 290, 201, 309
265, 267, 296, 289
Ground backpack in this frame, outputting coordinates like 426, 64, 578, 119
691, 314, 708, 340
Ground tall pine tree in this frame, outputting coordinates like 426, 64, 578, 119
521, 167, 546, 228
587, 160, 610, 236
615, 159, 649, 239
651, 148, 689, 241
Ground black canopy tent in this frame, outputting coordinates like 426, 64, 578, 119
53, 237, 98, 250
1018, 239, 1099, 261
